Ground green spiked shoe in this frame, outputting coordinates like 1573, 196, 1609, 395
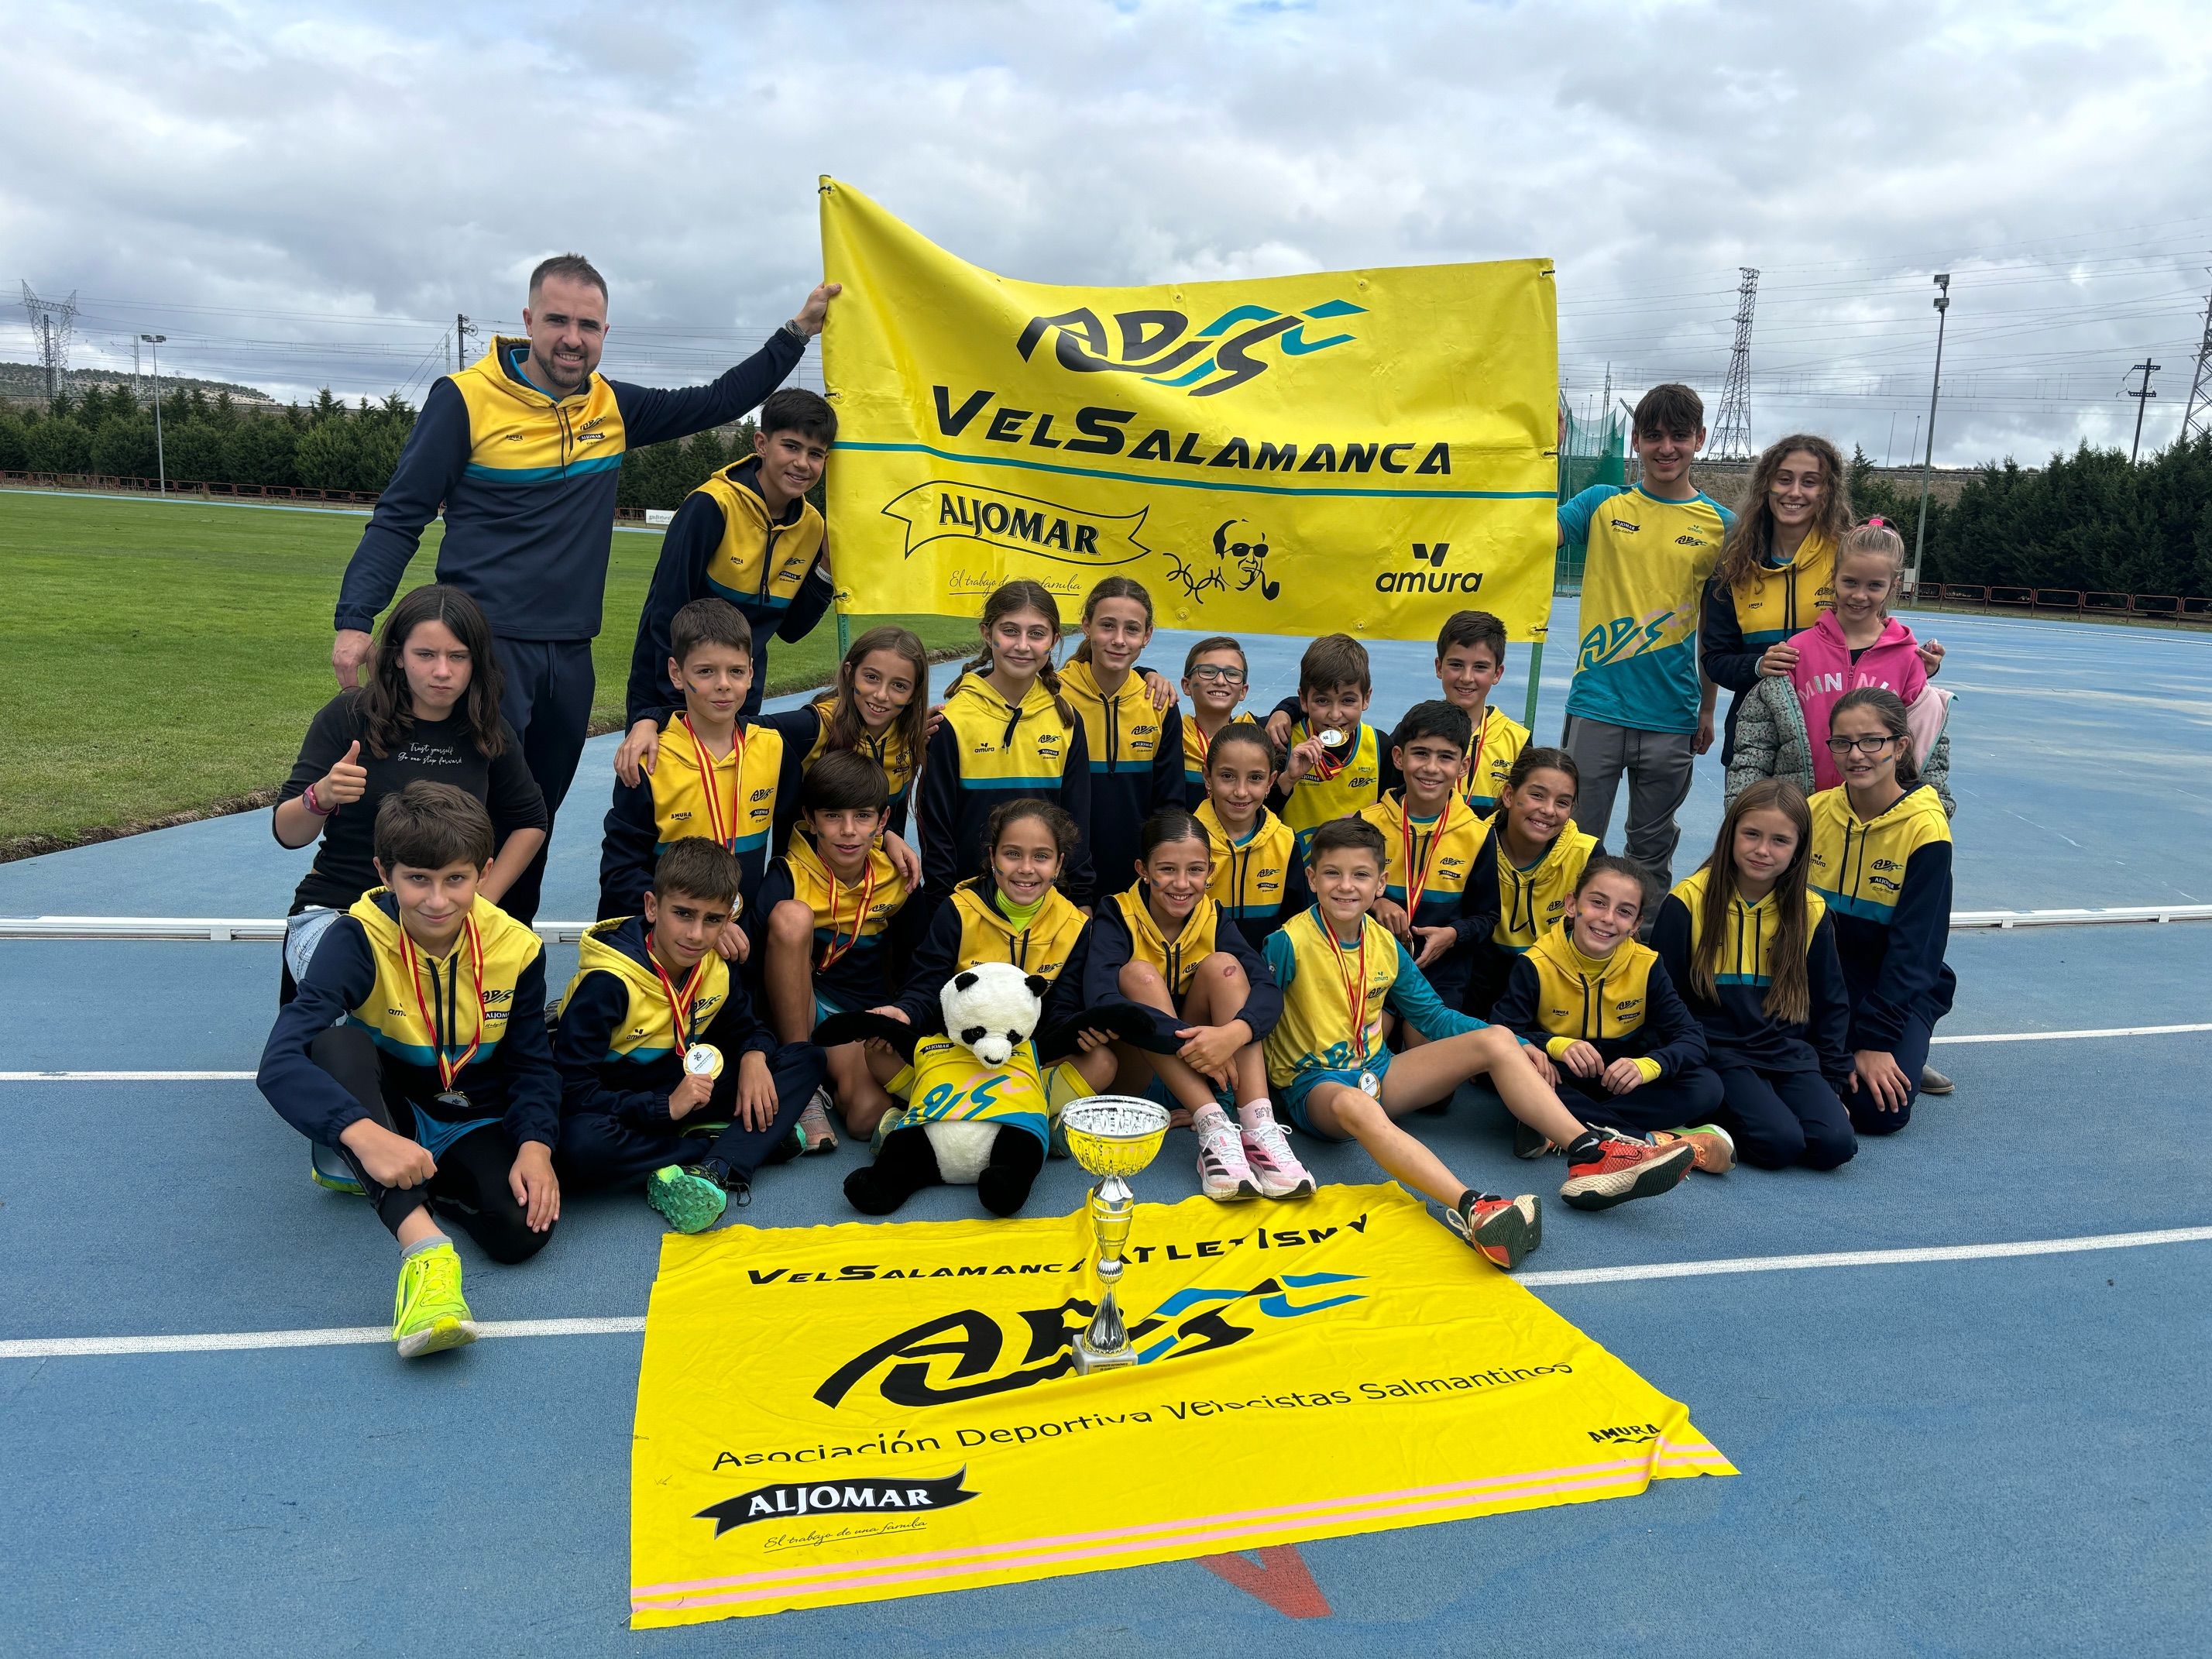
871, 1105, 908, 1156
647, 1164, 729, 1234
392, 1242, 478, 1359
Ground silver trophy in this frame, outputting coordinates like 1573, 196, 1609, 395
1060, 1096, 1171, 1376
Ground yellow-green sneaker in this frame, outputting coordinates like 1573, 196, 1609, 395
646, 1164, 728, 1234
391, 1242, 478, 1359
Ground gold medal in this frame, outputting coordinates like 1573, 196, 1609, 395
1358, 1070, 1381, 1098
1318, 727, 1347, 749
683, 1043, 723, 1080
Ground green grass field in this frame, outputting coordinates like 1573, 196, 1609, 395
0, 490, 977, 851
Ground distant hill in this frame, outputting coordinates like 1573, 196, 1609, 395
0, 360, 276, 407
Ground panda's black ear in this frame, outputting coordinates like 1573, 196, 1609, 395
953, 971, 979, 993
1025, 975, 1049, 1000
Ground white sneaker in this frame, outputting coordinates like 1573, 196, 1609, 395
1239, 1115, 1316, 1200
1194, 1111, 1259, 1201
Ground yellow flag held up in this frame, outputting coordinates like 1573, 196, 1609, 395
818, 180, 1559, 641
630, 1184, 1732, 1626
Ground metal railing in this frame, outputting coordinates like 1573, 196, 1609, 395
1912, 582, 2212, 621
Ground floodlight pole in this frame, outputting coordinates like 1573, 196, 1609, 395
1908, 275, 1950, 597
142, 335, 167, 494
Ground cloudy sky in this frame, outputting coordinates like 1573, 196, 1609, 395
5, 0, 2209, 468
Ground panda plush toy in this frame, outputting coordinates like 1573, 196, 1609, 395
814, 962, 1146, 1218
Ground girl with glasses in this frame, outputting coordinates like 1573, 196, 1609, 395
1804, 689, 1956, 1135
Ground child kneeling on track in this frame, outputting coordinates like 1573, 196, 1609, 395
1196, 723, 1308, 950
754, 623, 931, 849
1270, 634, 1389, 853
873, 799, 1118, 1144
919, 580, 1096, 908
1360, 700, 1492, 1014
754, 751, 915, 1150
1262, 819, 1694, 1272
1431, 609, 1531, 815
1060, 576, 1186, 896
1808, 689, 1956, 1135
256, 781, 561, 1360
1489, 855, 1733, 1172
1462, 747, 1602, 1017
1083, 809, 1313, 1202
1653, 779, 1858, 1171
554, 839, 827, 1233
1179, 634, 1259, 795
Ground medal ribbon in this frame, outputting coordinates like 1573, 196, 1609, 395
816, 856, 879, 972
1400, 805, 1447, 922
400, 912, 485, 1092
1331, 920, 1371, 1066
650, 952, 708, 1053
681, 715, 744, 850
1463, 712, 1490, 804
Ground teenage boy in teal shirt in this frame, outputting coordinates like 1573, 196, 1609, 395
1557, 383, 1733, 895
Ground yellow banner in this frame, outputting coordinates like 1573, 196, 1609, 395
819, 180, 1559, 640
630, 1184, 1731, 1626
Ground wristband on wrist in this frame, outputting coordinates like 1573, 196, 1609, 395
781, 318, 808, 343
304, 781, 335, 817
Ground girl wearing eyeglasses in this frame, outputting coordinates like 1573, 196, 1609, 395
1805, 689, 1956, 1135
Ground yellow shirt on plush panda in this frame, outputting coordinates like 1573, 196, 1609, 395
841, 962, 1060, 1220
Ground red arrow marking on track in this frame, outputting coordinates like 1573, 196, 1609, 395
1198, 1546, 1331, 1618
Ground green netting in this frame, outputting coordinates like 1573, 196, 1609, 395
1554, 400, 1626, 593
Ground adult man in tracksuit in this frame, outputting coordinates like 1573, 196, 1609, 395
331, 252, 839, 923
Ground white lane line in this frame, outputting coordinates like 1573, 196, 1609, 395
0, 1315, 647, 1359
1931, 1022, 2212, 1045
0, 1070, 256, 1081
5, 1228, 2207, 1360
3, 1022, 2207, 1083
1520, 1226, 2212, 1287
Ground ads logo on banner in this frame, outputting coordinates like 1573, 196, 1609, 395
1015, 299, 1368, 398
696, 1469, 979, 1537
880, 481, 1150, 566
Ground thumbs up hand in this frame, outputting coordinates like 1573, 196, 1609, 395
321, 740, 369, 807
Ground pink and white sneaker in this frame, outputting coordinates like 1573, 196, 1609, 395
1239, 1115, 1316, 1200
1194, 1111, 1260, 1201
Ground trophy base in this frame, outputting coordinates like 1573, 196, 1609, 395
1070, 1334, 1140, 1376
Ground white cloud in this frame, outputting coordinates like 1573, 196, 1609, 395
5, 0, 2209, 465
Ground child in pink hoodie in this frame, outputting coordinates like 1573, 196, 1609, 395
1781, 520, 1942, 792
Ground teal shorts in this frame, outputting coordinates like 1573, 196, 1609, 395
1282, 1051, 1395, 1140
813, 991, 847, 1031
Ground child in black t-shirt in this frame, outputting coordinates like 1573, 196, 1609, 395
275, 584, 545, 1001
